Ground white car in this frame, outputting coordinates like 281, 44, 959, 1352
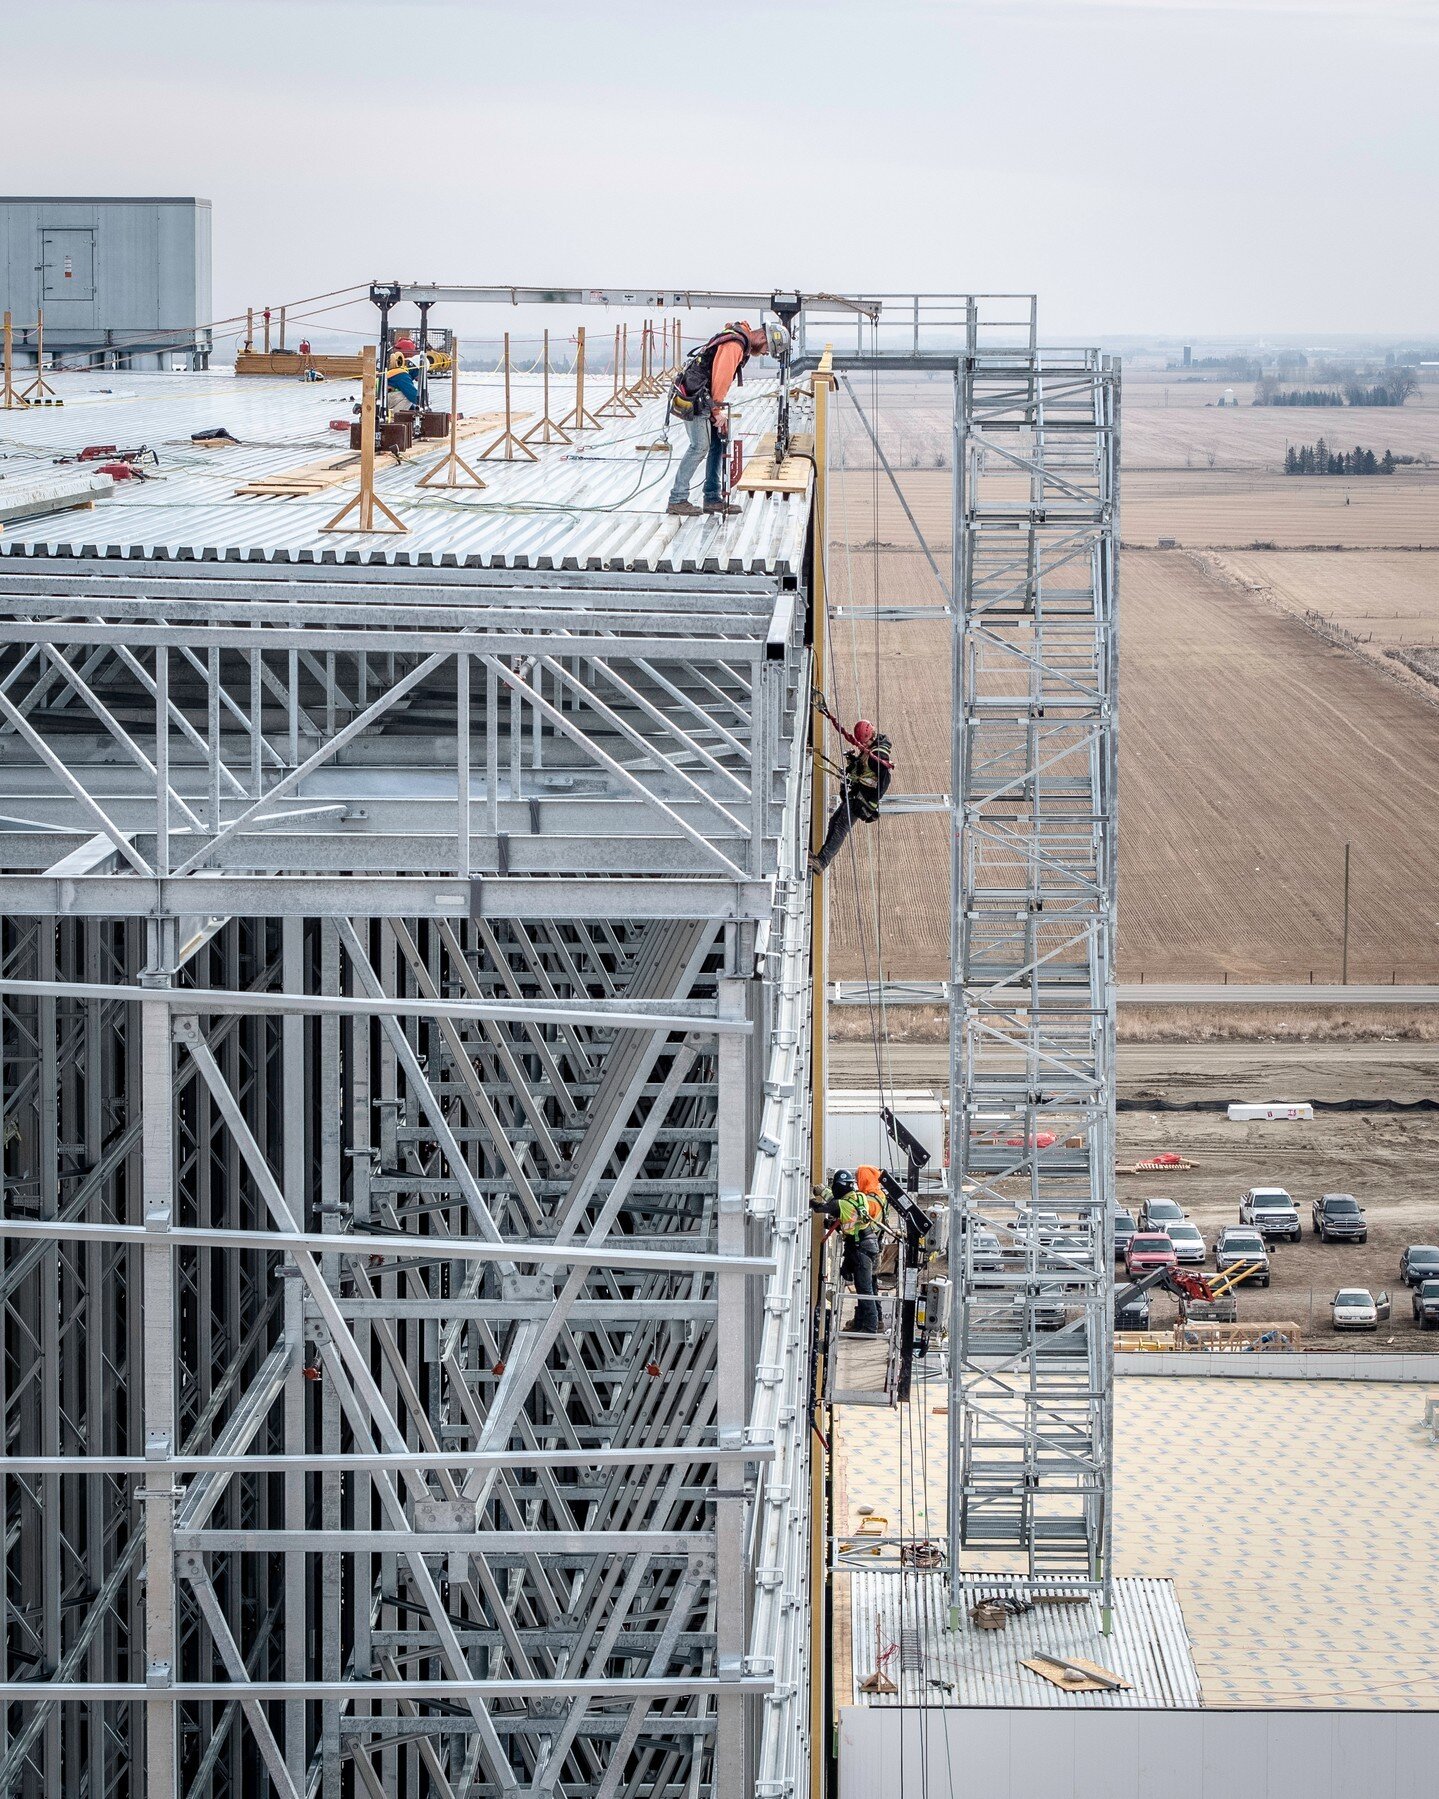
1330, 1288, 1391, 1333
1165, 1221, 1207, 1267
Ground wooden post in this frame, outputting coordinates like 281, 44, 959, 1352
479, 332, 539, 461
595, 324, 637, 420
521, 328, 573, 447
278, 306, 287, 354
1, 312, 26, 410
1341, 840, 1351, 985
321, 345, 408, 534
559, 325, 601, 431
262, 308, 271, 354
245, 307, 254, 353
417, 338, 486, 490
20, 309, 57, 403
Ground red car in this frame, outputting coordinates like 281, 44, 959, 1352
1124, 1232, 1178, 1278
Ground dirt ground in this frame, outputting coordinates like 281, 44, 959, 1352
823, 545, 1439, 982
828, 1038, 1439, 1352
821, 373, 1439, 984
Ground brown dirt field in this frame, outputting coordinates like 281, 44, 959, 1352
1123, 468, 1439, 548
827, 1038, 1439, 1351
824, 547, 1439, 982
1116, 553, 1439, 983
1211, 548, 1439, 650
1121, 373, 1439, 471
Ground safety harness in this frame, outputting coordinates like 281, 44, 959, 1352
814, 692, 894, 820
668, 326, 751, 421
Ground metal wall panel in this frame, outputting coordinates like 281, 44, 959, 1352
838, 1706, 1439, 1799
0, 197, 211, 363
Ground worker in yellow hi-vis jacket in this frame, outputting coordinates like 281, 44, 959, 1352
811, 1168, 888, 1334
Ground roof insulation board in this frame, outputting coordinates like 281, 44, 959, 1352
0, 369, 811, 576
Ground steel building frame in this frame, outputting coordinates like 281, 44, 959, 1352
948, 348, 1121, 1604
0, 544, 817, 1795
0, 286, 1117, 1795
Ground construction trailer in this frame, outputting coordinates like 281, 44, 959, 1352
0, 286, 1120, 1796
0, 196, 212, 369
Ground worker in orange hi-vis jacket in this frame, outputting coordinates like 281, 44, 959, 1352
667, 319, 788, 519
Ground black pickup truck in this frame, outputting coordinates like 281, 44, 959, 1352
1311, 1193, 1368, 1244
1413, 1280, 1439, 1330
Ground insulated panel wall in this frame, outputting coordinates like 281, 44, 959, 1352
0, 197, 211, 364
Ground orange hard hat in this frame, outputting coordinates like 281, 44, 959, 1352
852, 718, 877, 748
855, 1165, 883, 1196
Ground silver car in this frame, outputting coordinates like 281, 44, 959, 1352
1331, 1288, 1391, 1333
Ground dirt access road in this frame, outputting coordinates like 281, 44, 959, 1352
828, 1039, 1439, 1350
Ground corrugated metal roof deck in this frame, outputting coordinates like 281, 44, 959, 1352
848, 1571, 1203, 1709
0, 369, 811, 577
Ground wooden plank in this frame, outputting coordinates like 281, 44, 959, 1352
1022, 1653, 1130, 1693
235, 351, 366, 378
235, 410, 518, 499
735, 429, 815, 496
832, 1571, 854, 1710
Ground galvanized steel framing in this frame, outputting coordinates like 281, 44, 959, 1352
0, 288, 1119, 1794
948, 346, 1121, 1603
0, 516, 817, 1795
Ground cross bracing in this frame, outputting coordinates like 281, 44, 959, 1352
0, 506, 816, 1794
949, 349, 1120, 1604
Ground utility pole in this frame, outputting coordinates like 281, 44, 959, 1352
1341, 840, 1351, 985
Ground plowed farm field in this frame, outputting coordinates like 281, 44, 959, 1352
1211, 549, 1439, 650
824, 549, 1439, 983
1123, 468, 1439, 549
822, 377, 1439, 984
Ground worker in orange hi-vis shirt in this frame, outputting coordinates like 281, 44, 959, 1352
666, 319, 788, 518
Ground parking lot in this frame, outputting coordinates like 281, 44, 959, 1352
1117, 1042, 1439, 1348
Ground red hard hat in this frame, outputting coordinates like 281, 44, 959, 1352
852, 718, 877, 747
395, 337, 417, 354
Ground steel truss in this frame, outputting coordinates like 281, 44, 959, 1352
0, 545, 817, 1795
949, 350, 1120, 1599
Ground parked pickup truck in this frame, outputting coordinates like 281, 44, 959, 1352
1239, 1187, 1302, 1242
1312, 1193, 1367, 1243
1214, 1226, 1271, 1287
1413, 1280, 1439, 1330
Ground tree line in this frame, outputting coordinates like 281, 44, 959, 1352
1285, 440, 1395, 476
1258, 387, 1344, 407
1255, 368, 1419, 408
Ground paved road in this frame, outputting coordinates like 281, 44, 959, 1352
1119, 984, 1439, 1005
830, 982, 1439, 1006
828, 1039, 1439, 1101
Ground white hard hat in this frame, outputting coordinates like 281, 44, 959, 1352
765, 322, 792, 360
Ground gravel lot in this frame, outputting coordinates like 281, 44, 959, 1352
830, 1037, 1439, 1351
1119, 1042, 1439, 1348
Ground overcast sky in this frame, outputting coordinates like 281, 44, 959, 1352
8, 0, 1438, 341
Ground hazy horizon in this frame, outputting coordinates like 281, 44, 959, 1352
7, 0, 1438, 343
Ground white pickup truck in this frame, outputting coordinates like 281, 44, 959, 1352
1239, 1187, 1302, 1242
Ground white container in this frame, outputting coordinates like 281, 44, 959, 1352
1226, 1101, 1314, 1122
825, 1089, 946, 1174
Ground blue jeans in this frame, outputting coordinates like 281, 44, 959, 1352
669, 413, 723, 505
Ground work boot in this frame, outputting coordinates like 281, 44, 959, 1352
704, 499, 741, 516
666, 499, 702, 518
